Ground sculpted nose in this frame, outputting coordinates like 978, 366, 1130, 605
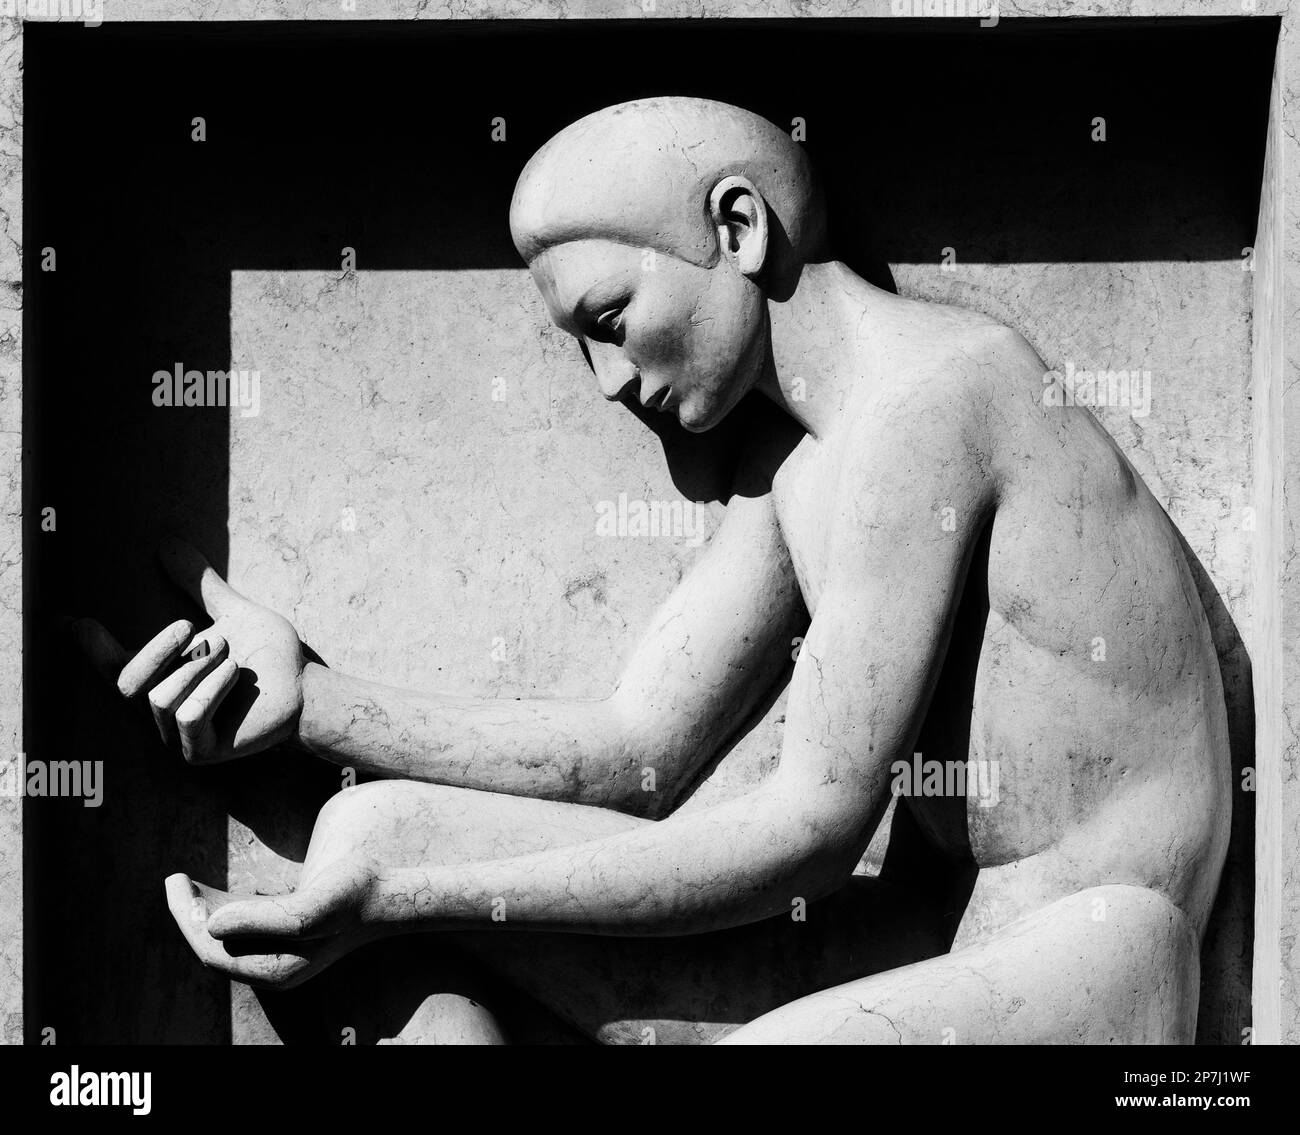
585, 340, 639, 403
602, 371, 640, 404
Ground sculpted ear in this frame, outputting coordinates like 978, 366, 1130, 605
708, 175, 769, 279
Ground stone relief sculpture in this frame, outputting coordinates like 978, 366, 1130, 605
81, 97, 1230, 1044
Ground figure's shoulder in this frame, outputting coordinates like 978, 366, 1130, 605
854, 297, 1011, 426
869, 288, 1044, 376
956, 315, 1046, 380
844, 294, 1027, 494
919, 297, 1044, 377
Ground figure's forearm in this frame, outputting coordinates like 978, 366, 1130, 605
297, 662, 640, 806
358, 789, 851, 938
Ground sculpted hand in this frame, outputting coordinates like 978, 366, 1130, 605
164, 857, 381, 990
78, 536, 306, 763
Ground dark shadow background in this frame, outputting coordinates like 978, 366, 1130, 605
24, 16, 1275, 1043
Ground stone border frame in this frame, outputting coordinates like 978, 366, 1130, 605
0, 0, 1294, 1045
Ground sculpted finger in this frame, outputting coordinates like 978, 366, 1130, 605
208, 893, 319, 942
165, 874, 237, 969
174, 657, 239, 763
116, 619, 194, 698
158, 536, 243, 620
163, 875, 306, 986
147, 635, 229, 748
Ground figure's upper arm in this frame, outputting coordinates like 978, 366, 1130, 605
606, 445, 808, 814
756, 380, 997, 876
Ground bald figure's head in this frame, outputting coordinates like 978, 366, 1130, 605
510, 97, 825, 294
509, 98, 825, 434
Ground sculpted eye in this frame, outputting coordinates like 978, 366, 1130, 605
595, 306, 625, 338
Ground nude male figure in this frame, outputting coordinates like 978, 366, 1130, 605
87, 97, 1230, 1044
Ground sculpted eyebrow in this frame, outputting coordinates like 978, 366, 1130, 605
573, 282, 628, 329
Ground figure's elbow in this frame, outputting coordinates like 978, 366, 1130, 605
594, 691, 725, 819
756, 783, 873, 903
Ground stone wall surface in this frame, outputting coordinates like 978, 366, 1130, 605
0, 8, 19, 1050
1273, 10, 1300, 1046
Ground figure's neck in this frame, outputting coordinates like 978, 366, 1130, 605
757, 259, 875, 439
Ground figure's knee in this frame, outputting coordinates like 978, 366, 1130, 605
1049, 884, 1197, 959
722, 884, 1200, 1045
1031, 884, 1200, 1042
1032, 885, 1199, 978
315, 780, 403, 833
948, 884, 1200, 1044
317, 778, 458, 826
308, 780, 452, 868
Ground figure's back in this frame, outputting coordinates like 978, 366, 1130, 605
864, 292, 1231, 946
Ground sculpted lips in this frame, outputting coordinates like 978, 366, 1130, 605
642, 386, 672, 413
